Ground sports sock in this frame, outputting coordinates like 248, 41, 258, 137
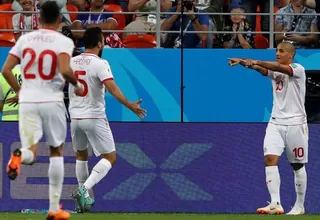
83, 159, 112, 197
294, 166, 307, 208
265, 166, 281, 205
20, 148, 34, 164
48, 157, 64, 213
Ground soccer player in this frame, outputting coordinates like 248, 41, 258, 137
69, 27, 147, 213
1, 1, 84, 219
228, 41, 308, 215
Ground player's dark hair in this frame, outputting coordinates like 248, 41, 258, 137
40, 1, 60, 25
83, 27, 104, 49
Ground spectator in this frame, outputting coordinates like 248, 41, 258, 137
0, 65, 21, 121
161, 0, 209, 48
12, 0, 39, 41
71, 0, 118, 49
275, 0, 318, 48
220, 2, 254, 48
12, 0, 72, 26
123, 0, 173, 38
205, 0, 224, 31
236, 0, 280, 39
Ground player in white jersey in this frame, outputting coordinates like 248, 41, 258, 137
228, 42, 308, 216
1, 2, 84, 220
68, 27, 146, 213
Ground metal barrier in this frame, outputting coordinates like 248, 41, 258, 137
0, 0, 319, 48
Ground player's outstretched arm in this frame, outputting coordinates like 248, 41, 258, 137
228, 58, 268, 76
1, 55, 20, 93
103, 79, 147, 118
254, 60, 293, 76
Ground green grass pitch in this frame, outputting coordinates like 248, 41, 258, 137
1, 213, 320, 220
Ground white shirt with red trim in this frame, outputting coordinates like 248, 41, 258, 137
9, 28, 74, 103
69, 53, 114, 119
267, 63, 307, 125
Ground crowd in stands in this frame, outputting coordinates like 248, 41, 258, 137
0, 0, 318, 49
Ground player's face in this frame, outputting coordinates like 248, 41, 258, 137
19, 0, 34, 10
276, 45, 292, 64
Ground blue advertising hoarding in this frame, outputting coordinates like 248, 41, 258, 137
0, 122, 320, 213
0, 48, 319, 122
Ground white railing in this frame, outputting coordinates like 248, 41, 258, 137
1, 0, 319, 48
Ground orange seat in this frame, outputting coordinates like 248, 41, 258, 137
0, 32, 15, 47
254, 35, 269, 49
104, 4, 125, 37
123, 34, 156, 48
0, 4, 14, 30
66, 4, 79, 22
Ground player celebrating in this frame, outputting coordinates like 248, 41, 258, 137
1, 1, 84, 220
228, 41, 308, 215
69, 27, 146, 213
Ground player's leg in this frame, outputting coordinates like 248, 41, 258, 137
40, 102, 70, 220
257, 123, 285, 215
285, 123, 309, 215
7, 103, 42, 180
74, 119, 116, 212
70, 119, 90, 213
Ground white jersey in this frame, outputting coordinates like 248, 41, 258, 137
9, 28, 74, 103
69, 53, 114, 119
268, 63, 307, 125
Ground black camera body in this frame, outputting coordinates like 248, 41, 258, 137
183, 0, 194, 10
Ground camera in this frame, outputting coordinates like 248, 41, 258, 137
183, 0, 194, 10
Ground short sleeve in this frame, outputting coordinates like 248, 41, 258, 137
97, 60, 114, 83
198, 14, 209, 26
267, 70, 275, 79
289, 63, 305, 78
59, 37, 74, 58
12, 14, 20, 33
166, 7, 176, 19
9, 36, 24, 62
311, 10, 317, 24
275, 11, 283, 25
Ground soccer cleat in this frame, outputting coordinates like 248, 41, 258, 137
7, 148, 22, 180
84, 197, 95, 212
72, 186, 87, 213
46, 206, 70, 220
257, 202, 284, 215
286, 206, 305, 215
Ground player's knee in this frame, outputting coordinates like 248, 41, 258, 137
264, 155, 279, 166
290, 163, 304, 171
76, 149, 88, 161
49, 146, 63, 157
101, 151, 116, 166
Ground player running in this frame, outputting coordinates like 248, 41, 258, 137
1, 1, 84, 219
228, 41, 308, 215
69, 27, 146, 213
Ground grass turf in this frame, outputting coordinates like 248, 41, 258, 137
1, 213, 319, 220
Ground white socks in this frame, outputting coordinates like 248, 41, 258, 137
20, 148, 34, 164
76, 160, 89, 187
265, 166, 281, 205
48, 157, 64, 213
294, 166, 307, 208
83, 159, 112, 193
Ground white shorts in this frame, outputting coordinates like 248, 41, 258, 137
71, 119, 115, 156
19, 102, 67, 148
263, 122, 309, 163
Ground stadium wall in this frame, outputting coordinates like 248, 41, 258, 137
0, 48, 319, 122
1, 122, 320, 213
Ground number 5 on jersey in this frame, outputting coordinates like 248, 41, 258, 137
75, 71, 88, 97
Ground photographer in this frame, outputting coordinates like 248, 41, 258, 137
161, 0, 209, 48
